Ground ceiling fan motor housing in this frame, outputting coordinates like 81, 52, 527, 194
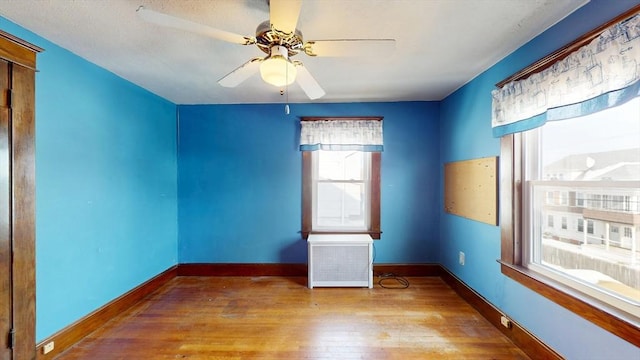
255, 20, 304, 57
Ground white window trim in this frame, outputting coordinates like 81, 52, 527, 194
527, 262, 639, 318
311, 150, 372, 232
525, 182, 640, 318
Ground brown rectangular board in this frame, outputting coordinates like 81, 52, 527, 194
444, 156, 498, 225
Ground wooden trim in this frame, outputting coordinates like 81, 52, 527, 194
0, 30, 39, 360
373, 263, 443, 277
500, 262, 640, 348
300, 116, 383, 122
0, 59, 10, 360
178, 263, 308, 277
177, 263, 441, 278
301, 151, 312, 239
370, 152, 381, 239
0, 29, 42, 70
441, 268, 564, 360
500, 135, 517, 264
0, 30, 42, 53
11, 61, 37, 360
35, 266, 178, 359
497, 5, 640, 87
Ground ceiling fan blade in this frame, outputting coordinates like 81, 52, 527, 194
294, 62, 325, 100
218, 58, 263, 88
136, 6, 254, 45
269, 0, 303, 35
304, 39, 396, 57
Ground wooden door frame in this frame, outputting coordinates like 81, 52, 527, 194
0, 29, 40, 360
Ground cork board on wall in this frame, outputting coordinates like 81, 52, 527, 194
444, 156, 498, 226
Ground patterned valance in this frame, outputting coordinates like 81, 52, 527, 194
492, 11, 640, 137
299, 118, 383, 152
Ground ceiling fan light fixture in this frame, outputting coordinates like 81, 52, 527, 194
260, 46, 297, 87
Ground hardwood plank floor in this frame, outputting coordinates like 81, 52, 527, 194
56, 276, 530, 359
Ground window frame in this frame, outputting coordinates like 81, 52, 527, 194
301, 117, 381, 240
500, 133, 640, 347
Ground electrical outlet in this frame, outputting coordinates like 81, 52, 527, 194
43, 341, 55, 354
459, 251, 465, 266
500, 316, 512, 329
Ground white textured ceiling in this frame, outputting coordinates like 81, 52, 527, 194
0, 0, 588, 104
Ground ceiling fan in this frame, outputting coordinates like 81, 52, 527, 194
136, 0, 395, 100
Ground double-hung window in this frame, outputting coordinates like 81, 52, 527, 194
300, 117, 382, 239
521, 98, 640, 317
494, 5, 640, 346
312, 150, 371, 231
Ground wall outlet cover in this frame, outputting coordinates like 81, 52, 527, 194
43, 341, 55, 354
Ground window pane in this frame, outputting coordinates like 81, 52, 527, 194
318, 151, 363, 180
316, 182, 366, 229
526, 98, 640, 310
312, 150, 371, 231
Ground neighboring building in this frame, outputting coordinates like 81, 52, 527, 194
538, 148, 640, 293
541, 148, 640, 251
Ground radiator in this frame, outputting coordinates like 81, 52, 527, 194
307, 234, 373, 288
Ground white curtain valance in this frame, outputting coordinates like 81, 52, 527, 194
492, 11, 640, 137
299, 119, 383, 151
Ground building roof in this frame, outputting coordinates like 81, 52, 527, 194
544, 148, 640, 181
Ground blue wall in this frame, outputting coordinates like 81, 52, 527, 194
439, 1, 640, 359
178, 102, 440, 264
2, 0, 639, 355
0, 19, 179, 341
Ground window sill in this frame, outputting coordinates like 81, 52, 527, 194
302, 230, 381, 240
498, 260, 640, 347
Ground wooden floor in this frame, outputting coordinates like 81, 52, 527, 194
57, 276, 530, 359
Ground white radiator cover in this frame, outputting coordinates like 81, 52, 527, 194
307, 234, 373, 288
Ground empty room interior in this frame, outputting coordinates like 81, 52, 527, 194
0, 0, 639, 359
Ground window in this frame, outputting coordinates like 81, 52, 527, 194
523, 98, 639, 315
301, 117, 382, 239
623, 196, 632, 212
497, 6, 640, 346
313, 150, 370, 231
546, 191, 554, 205
547, 215, 554, 228
501, 98, 640, 344
303, 151, 380, 238
588, 194, 603, 209
624, 227, 633, 238
560, 192, 568, 205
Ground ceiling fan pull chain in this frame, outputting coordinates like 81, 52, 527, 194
285, 58, 290, 115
